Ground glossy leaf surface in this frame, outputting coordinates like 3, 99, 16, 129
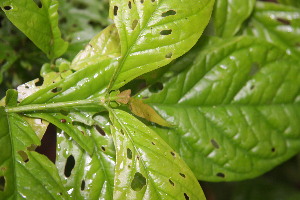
244, 2, 300, 57
212, 0, 256, 37
109, 0, 215, 89
109, 109, 205, 199
142, 36, 300, 181
0, 107, 68, 199
0, 0, 68, 58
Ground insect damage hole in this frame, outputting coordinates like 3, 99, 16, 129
276, 17, 290, 25
132, 19, 138, 30
51, 87, 62, 93
210, 139, 219, 149
3, 6, 12, 10
95, 125, 106, 136
162, 10, 176, 17
184, 193, 190, 200
165, 52, 172, 58
113, 6, 118, 16
127, 148, 133, 159
81, 180, 85, 190
101, 146, 106, 151
216, 172, 225, 178
0, 176, 5, 191
169, 179, 175, 186
160, 29, 172, 35
128, 1, 132, 9
170, 151, 175, 157
131, 172, 146, 191
179, 173, 186, 178
64, 155, 75, 177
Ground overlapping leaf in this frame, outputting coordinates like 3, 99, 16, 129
0, 108, 68, 199
108, 0, 215, 89
244, 1, 300, 57
141, 36, 300, 181
1, 0, 68, 58
109, 109, 206, 200
212, 0, 256, 37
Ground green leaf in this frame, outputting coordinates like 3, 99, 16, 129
243, 1, 300, 57
1, 0, 68, 59
0, 107, 68, 199
278, 0, 300, 8
55, 113, 115, 199
108, 0, 215, 90
109, 109, 205, 199
212, 0, 256, 37
142, 36, 300, 181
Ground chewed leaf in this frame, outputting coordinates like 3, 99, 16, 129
109, 0, 215, 90
1, 0, 68, 58
109, 109, 205, 200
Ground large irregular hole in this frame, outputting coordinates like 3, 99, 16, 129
276, 17, 290, 25
132, 19, 138, 30
160, 29, 172, 35
95, 125, 106, 136
3, 6, 12, 10
113, 6, 118, 16
210, 139, 220, 149
127, 148, 133, 159
184, 193, 190, 200
0, 176, 5, 191
81, 180, 85, 191
162, 10, 176, 17
131, 172, 146, 191
149, 82, 163, 93
64, 155, 75, 177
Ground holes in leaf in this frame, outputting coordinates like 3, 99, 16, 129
276, 17, 290, 25
3, 6, 12, 10
95, 125, 106, 136
271, 147, 276, 152
137, 155, 140, 160
101, 146, 106, 151
170, 151, 175, 157
179, 173, 186, 178
184, 193, 190, 200
120, 129, 125, 135
165, 52, 172, 58
160, 29, 172, 35
60, 119, 67, 123
131, 172, 146, 191
18, 151, 29, 163
140, 0, 144, 4
51, 87, 62, 93
132, 19, 138, 30
162, 10, 176, 17
0, 176, 5, 191
128, 1, 132, 9
210, 139, 219, 149
34, 79, 43, 87
81, 180, 85, 191
151, 142, 155, 145
250, 85, 255, 90
127, 148, 133, 159
216, 172, 225, 178
169, 179, 174, 186
113, 6, 118, 16
33, 0, 42, 8
149, 82, 163, 93
64, 155, 75, 177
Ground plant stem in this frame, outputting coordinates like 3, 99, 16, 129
5, 97, 109, 113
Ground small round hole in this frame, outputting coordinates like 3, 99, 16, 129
3, 6, 12, 10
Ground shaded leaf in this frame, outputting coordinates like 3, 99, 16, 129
212, 0, 256, 37
278, 0, 300, 8
0, 107, 68, 199
142, 36, 300, 181
1, 0, 68, 58
244, 2, 300, 57
109, 109, 205, 199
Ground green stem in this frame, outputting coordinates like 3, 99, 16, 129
5, 97, 113, 113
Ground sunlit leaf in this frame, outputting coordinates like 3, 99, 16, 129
109, 109, 206, 199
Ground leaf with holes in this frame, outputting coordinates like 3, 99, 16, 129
0, 0, 68, 59
54, 113, 116, 199
109, 109, 206, 199
108, 0, 215, 90
0, 107, 68, 199
243, 1, 300, 57
212, 0, 256, 37
141, 36, 300, 181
